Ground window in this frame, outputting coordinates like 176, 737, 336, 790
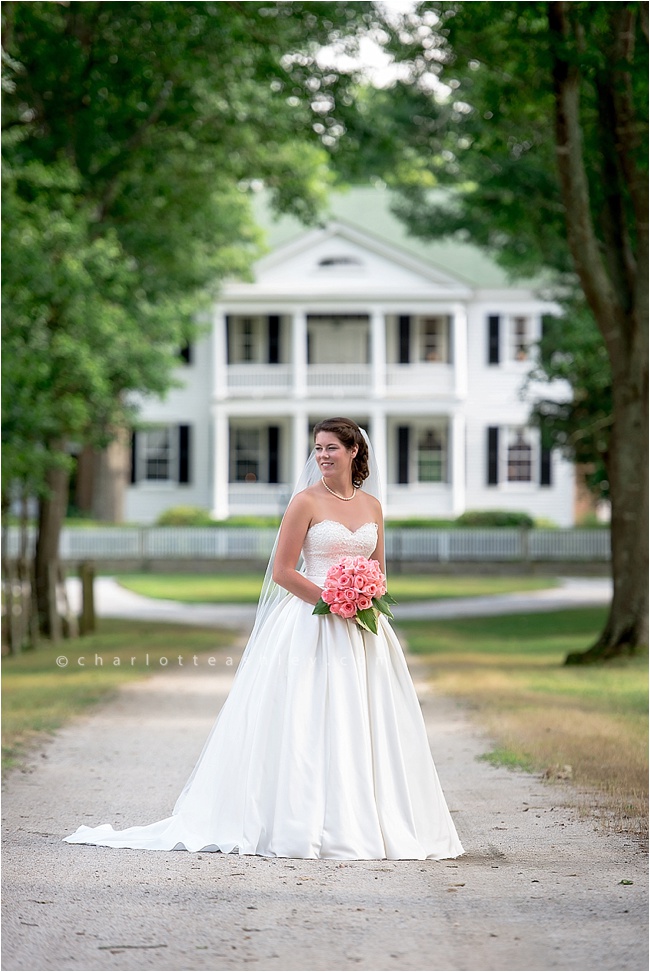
318, 255, 363, 268
240, 318, 255, 363
233, 428, 260, 482
144, 428, 172, 481
417, 428, 446, 482
506, 428, 533, 482
418, 316, 448, 362
130, 425, 191, 485
510, 316, 530, 361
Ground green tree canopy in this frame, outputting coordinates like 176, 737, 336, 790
349, 1, 648, 659
1, 0, 378, 635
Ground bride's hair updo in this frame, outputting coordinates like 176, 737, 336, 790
313, 417, 369, 487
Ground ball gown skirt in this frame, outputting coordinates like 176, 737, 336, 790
63, 521, 464, 861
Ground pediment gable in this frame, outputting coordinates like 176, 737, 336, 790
224, 223, 473, 299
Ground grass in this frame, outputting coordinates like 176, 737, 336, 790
1, 620, 235, 774
400, 608, 648, 834
115, 573, 559, 604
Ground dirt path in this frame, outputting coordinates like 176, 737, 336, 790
2, 638, 647, 972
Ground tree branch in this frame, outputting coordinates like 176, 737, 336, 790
610, 5, 649, 245
547, 1, 622, 349
91, 79, 175, 223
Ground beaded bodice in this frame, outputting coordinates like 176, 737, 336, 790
302, 520, 379, 586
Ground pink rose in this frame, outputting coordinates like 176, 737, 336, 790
321, 589, 337, 605
338, 601, 356, 619
363, 582, 378, 597
337, 574, 353, 588
356, 596, 372, 610
327, 566, 344, 583
353, 574, 367, 591
353, 557, 369, 571
343, 588, 358, 602
329, 602, 342, 616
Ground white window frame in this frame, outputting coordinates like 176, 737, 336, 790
139, 426, 177, 484
416, 425, 447, 483
232, 316, 265, 364
503, 426, 536, 484
230, 424, 267, 483
416, 315, 449, 363
506, 315, 533, 363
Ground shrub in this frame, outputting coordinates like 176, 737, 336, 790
156, 506, 215, 527
385, 518, 457, 529
455, 510, 535, 529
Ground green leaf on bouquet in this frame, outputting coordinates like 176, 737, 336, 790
356, 607, 379, 635
382, 592, 398, 605
312, 598, 331, 616
373, 595, 395, 620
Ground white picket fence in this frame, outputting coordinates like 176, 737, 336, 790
5, 527, 611, 562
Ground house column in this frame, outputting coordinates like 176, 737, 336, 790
370, 308, 386, 398
450, 412, 466, 516
292, 309, 308, 398
213, 307, 229, 402
452, 304, 468, 399
369, 409, 388, 507
291, 410, 310, 487
211, 408, 229, 520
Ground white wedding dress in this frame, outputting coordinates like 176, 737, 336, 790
64, 520, 463, 860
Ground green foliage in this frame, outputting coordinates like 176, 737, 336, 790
456, 510, 535, 529
156, 506, 215, 527
385, 517, 457, 529
528, 305, 612, 498
1, 1, 377, 498
345, 2, 645, 484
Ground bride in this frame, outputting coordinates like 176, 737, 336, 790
64, 417, 464, 861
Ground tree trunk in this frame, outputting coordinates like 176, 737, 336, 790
34, 461, 70, 638
566, 364, 649, 662
92, 427, 129, 522
549, 1, 649, 662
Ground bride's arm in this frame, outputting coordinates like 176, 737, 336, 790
369, 499, 386, 576
272, 493, 323, 605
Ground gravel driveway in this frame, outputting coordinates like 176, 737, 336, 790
2, 623, 646, 972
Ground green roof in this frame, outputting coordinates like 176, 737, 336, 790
252, 185, 537, 290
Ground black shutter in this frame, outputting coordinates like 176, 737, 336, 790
268, 426, 280, 484
225, 315, 232, 364
130, 431, 137, 484
268, 316, 280, 364
488, 315, 500, 364
178, 425, 191, 484
398, 426, 410, 484
398, 316, 411, 364
487, 426, 499, 485
540, 445, 552, 486
179, 343, 192, 364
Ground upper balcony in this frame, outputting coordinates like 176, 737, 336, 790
218, 311, 463, 400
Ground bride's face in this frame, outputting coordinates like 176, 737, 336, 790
314, 431, 357, 482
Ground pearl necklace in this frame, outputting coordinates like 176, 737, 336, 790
321, 476, 357, 501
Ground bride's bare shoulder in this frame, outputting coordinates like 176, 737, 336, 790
362, 492, 383, 518
285, 486, 318, 518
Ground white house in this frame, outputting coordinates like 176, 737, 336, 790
126, 187, 574, 526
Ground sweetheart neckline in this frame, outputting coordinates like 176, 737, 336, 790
308, 519, 378, 536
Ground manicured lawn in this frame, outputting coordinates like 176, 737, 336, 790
115, 573, 559, 604
1, 620, 234, 774
400, 608, 648, 833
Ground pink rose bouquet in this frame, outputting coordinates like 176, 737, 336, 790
312, 556, 397, 635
